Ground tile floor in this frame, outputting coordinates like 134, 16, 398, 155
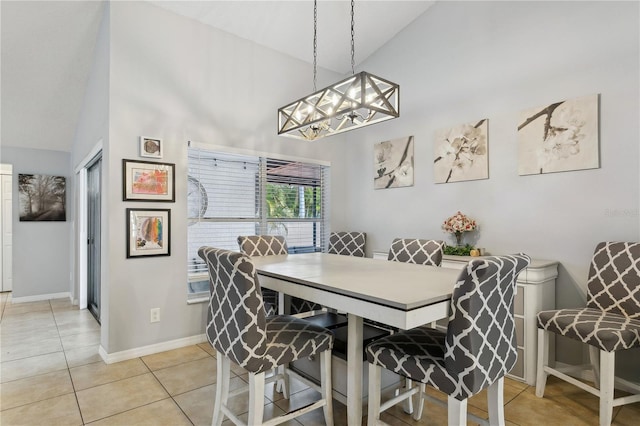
1, 293, 639, 425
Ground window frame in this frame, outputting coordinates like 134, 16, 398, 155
186, 142, 330, 300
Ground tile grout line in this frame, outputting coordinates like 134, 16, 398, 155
54, 297, 86, 425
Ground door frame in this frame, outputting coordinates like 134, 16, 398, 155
0, 163, 12, 292
75, 142, 102, 310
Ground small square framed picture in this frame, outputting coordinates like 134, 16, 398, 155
140, 136, 163, 158
126, 208, 171, 258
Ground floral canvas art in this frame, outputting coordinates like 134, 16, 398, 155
433, 119, 488, 183
518, 94, 599, 175
374, 136, 414, 189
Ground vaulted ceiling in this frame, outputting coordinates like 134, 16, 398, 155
0, 1, 434, 152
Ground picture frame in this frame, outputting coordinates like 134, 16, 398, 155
18, 173, 67, 221
139, 136, 163, 158
517, 94, 599, 175
433, 119, 489, 184
373, 135, 414, 189
126, 208, 171, 258
122, 159, 175, 202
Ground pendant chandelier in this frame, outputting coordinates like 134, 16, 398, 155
278, 0, 400, 141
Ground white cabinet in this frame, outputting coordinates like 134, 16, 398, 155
372, 251, 558, 385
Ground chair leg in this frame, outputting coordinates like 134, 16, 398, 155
487, 378, 505, 426
403, 378, 414, 414
589, 345, 600, 389
447, 395, 467, 426
212, 353, 230, 426
367, 363, 382, 426
320, 348, 334, 426
247, 372, 266, 425
412, 383, 425, 421
599, 350, 615, 426
536, 328, 549, 398
276, 365, 289, 398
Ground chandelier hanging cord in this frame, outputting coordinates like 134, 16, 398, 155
313, 0, 318, 92
351, 0, 355, 76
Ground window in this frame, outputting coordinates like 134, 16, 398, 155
187, 143, 330, 296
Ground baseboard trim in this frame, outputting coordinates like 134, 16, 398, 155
11, 292, 71, 304
99, 334, 208, 364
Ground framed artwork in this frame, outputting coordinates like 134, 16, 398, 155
18, 174, 66, 221
373, 135, 414, 189
122, 159, 175, 202
518, 94, 599, 175
126, 208, 171, 258
140, 136, 163, 158
434, 119, 488, 184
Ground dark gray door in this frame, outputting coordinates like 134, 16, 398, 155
87, 156, 101, 323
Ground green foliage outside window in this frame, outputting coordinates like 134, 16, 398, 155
266, 184, 321, 219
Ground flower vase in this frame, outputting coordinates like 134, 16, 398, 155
454, 231, 463, 247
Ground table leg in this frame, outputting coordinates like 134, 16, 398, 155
347, 314, 363, 425
278, 292, 285, 315
276, 292, 287, 394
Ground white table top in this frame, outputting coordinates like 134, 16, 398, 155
252, 252, 461, 311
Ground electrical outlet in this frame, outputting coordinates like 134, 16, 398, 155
150, 308, 160, 323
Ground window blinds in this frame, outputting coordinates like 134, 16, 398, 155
187, 145, 330, 281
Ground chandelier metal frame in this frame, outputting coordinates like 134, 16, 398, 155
277, 0, 400, 141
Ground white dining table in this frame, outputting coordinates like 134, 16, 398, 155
251, 252, 462, 426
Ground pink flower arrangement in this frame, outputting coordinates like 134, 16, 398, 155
442, 211, 477, 234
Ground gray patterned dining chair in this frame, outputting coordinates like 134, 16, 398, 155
198, 247, 334, 426
387, 238, 445, 266
237, 235, 288, 317
366, 254, 530, 426
238, 235, 324, 316
237, 234, 288, 257
384, 238, 446, 333
376, 234, 446, 416
328, 231, 366, 257
536, 242, 640, 426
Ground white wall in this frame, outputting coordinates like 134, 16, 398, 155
331, 1, 639, 375
0, 147, 72, 299
70, 1, 111, 348
99, 1, 345, 354
71, 2, 110, 170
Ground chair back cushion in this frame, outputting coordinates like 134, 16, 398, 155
445, 254, 530, 395
198, 247, 267, 372
237, 235, 288, 256
328, 231, 366, 257
587, 242, 640, 319
387, 238, 444, 266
